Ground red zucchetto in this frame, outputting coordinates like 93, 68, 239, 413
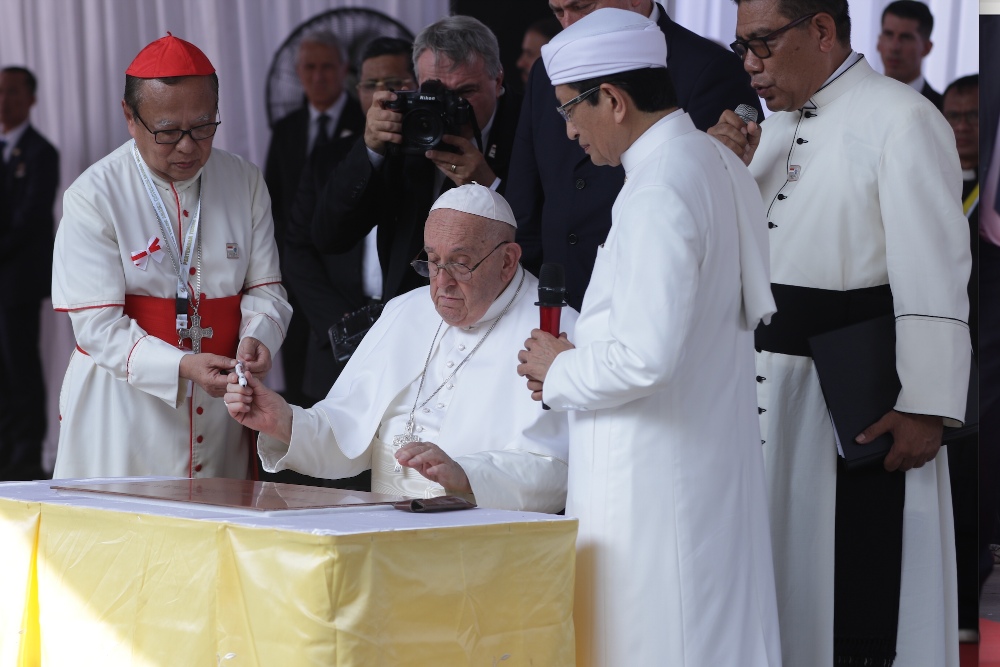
125, 32, 215, 78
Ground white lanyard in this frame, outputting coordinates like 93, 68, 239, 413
130, 141, 203, 327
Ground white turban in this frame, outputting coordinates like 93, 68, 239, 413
430, 183, 517, 228
541, 8, 667, 86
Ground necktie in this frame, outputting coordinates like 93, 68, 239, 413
313, 114, 331, 154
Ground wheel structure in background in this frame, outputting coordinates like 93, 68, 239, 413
265, 7, 415, 128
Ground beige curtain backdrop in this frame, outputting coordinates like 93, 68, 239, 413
0, 0, 979, 472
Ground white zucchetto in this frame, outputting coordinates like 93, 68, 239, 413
430, 183, 517, 228
541, 8, 667, 86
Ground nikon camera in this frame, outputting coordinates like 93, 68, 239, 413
385, 79, 474, 155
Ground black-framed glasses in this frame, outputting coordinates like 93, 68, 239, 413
730, 13, 817, 60
411, 241, 510, 281
556, 86, 601, 122
944, 110, 979, 126
357, 77, 415, 93
133, 109, 222, 144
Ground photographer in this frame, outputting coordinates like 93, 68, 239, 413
311, 15, 521, 301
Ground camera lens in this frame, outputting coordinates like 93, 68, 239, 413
402, 108, 444, 150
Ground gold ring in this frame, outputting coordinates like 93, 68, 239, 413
450, 164, 457, 173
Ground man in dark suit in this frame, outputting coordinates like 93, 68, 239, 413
0, 66, 58, 480
980, 13, 1000, 615
311, 16, 521, 303
285, 37, 415, 404
506, 0, 762, 310
877, 1, 942, 109
941, 72, 980, 643
264, 31, 364, 406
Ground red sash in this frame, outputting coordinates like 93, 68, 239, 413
124, 294, 242, 355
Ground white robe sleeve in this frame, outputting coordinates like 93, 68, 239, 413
880, 101, 971, 424
237, 166, 291, 355
257, 405, 372, 479
457, 451, 567, 513
55, 187, 189, 407
544, 184, 704, 411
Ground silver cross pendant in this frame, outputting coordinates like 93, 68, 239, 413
390, 421, 420, 473
178, 313, 214, 354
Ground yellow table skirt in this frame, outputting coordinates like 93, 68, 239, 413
0, 484, 577, 666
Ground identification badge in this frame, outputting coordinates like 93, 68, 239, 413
226, 243, 239, 259
787, 165, 801, 181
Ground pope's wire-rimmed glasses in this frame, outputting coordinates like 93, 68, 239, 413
730, 13, 817, 60
556, 86, 601, 122
357, 77, 415, 93
132, 108, 222, 144
411, 241, 510, 281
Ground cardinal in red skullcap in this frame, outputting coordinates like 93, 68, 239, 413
49, 33, 292, 481
125, 32, 215, 78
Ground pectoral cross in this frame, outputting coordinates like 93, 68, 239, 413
391, 421, 420, 472
178, 313, 214, 353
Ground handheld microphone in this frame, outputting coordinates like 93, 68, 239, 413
735, 104, 758, 125
536, 263, 567, 410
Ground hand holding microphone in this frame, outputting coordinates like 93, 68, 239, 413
735, 103, 758, 125
707, 104, 761, 165
536, 263, 567, 410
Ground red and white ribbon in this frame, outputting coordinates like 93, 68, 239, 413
131, 236, 165, 270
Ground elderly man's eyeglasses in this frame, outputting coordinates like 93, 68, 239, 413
411, 241, 510, 281
730, 13, 817, 60
357, 77, 414, 93
133, 109, 222, 145
556, 86, 601, 122
944, 110, 979, 126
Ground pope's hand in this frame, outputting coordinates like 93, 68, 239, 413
224, 369, 293, 443
707, 109, 761, 166
394, 441, 472, 494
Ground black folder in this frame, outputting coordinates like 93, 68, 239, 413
808, 314, 977, 470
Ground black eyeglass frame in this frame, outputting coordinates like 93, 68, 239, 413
556, 86, 602, 122
943, 110, 979, 127
356, 77, 416, 93
132, 108, 222, 145
730, 13, 818, 61
411, 241, 510, 281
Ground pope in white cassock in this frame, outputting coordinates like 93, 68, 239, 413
708, 1, 972, 666
224, 184, 573, 513
517, 9, 782, 667
51, 34, 292, 480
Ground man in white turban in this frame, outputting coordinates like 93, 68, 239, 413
225, 184, 575, 513
517, 8, 781, 666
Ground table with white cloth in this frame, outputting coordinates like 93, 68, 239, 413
0, 478, 577, 666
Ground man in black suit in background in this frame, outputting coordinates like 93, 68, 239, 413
877, 1, 942, 109
310, 16, 521, 303
264, 31, 364, 405
506, 0, 762, 310
0, 66, 58, 480
285, 37, 415, 404
979, 12, 1000, 618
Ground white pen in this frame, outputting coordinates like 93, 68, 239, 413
234, 361, 247, 387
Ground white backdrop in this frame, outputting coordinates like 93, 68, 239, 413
0, 0, 980, 471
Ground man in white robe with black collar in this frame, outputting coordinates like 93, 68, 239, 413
517, 9, 781, 666
710, 1, 971, 665
225, 184, 573, 513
